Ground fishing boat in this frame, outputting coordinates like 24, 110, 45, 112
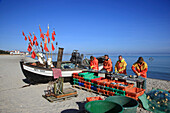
20, 60, 85, 84
20, 54, 104, 84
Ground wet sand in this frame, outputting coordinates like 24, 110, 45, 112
0, 55, 169, 113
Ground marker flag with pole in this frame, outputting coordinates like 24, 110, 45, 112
52, 43, 55, 51
52, 30, 56, 35
33, 35, 37, 42
25, 36, 27, 41
29, 32, 32, 37
35, 40, 39, 46
22, 31, 25, 36
48, 36, 50, 43
46, 29, 49, 37
40, 42, 43, 52
44, 43, 49, 52
40, 33, 44, 40
28, 35, 31, 42
31, 51, 36, 59
39, 26, 42, 33
52, 33, 55, 41
27, 44, 32, 52
44, 36, 47, 44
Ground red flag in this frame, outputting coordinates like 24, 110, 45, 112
31, 51, 36, 59
52, 30, 56, 35
52, 43, 55, 51
44, 36, 47, 44
27, 44, 32, 52
46, 29, 49, 37
35, 41, 39, 46
44, 43, 49, 52
48, 36, 50, 43
30, 41, 33, 46
52, 34, 55, 41
22, 31, 25, 36
41, 48, 44, 52
40, 33, 44, 39
39, 26, 42, 33
25, 36, 27, 41
29, 32, 32, 36
33, 35, 37, 42
40, 42, 43, 47
28, 35, 31, 42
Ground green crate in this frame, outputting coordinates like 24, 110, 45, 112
115, 89, 125, 96
78, 72, 94, 77
73, 80, 79, 85
91, 83, 98, 87
73, 78, 79, 82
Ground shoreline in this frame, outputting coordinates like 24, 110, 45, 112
0, 55, 169, 113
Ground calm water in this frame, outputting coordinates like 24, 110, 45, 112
30, 53, 170, 81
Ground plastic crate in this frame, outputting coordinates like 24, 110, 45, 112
97, 88, 106, 94
97, 79, 113, 86
84, 81, 91, 85
78, 72, 94, 77
73, 73, 79, 78
91, 77, 104, 84
78, 79, 85, 83
108, 91, 115, 96
73, 78, 79, 82
115, 89, 126, 96
91, 86, 97, 91
73, 80, 79, 85
118, 83, 134, 91
109, 82, 119, 89
84, 84, 91, 89
78, 82, 85, 87
91, 83, 98, 87
86, 96, 103, 102
84, 76, 100, 82
126, 87, 145, 100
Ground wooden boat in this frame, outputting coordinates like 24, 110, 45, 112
20, 61, 85, 84
20, 54, 104, 84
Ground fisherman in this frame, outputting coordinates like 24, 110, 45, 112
101, 55, 113, 72
90, 56, 99, 70
115, 55, 127, 75
131, 57, 148, 89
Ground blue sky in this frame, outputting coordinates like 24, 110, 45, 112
0, 0, 170, 54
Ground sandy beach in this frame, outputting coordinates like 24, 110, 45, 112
0, 55, 169, 113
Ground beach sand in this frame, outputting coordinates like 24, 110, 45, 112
0, 55, 169, 113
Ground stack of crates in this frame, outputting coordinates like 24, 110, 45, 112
73, 72, 145, 100
73, 72, 101, 90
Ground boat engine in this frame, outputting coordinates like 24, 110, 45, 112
70, 50, 82, 67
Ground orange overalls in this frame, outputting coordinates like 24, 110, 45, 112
131, 61, 148, 78
103, 58, 113, 72
115, 59, 127, 74
90, 57, 99, 70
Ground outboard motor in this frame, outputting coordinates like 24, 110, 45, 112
70, 50, 82, 67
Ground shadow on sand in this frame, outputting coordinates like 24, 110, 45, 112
61, 101, 86, 113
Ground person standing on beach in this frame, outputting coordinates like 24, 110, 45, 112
90, 56, 99, 70
131, 57, 148, 78
101, 55, 113, 72
131, 57, 148, 89
115, 55, 127, 75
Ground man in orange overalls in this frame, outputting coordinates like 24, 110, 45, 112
132, 57, 148, 89
102, 55, 113, 72
90, 56, 99, 70
115, 55, 127, 75
132, 57, 148, 78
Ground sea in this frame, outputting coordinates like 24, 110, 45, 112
29, 53, 170, 81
